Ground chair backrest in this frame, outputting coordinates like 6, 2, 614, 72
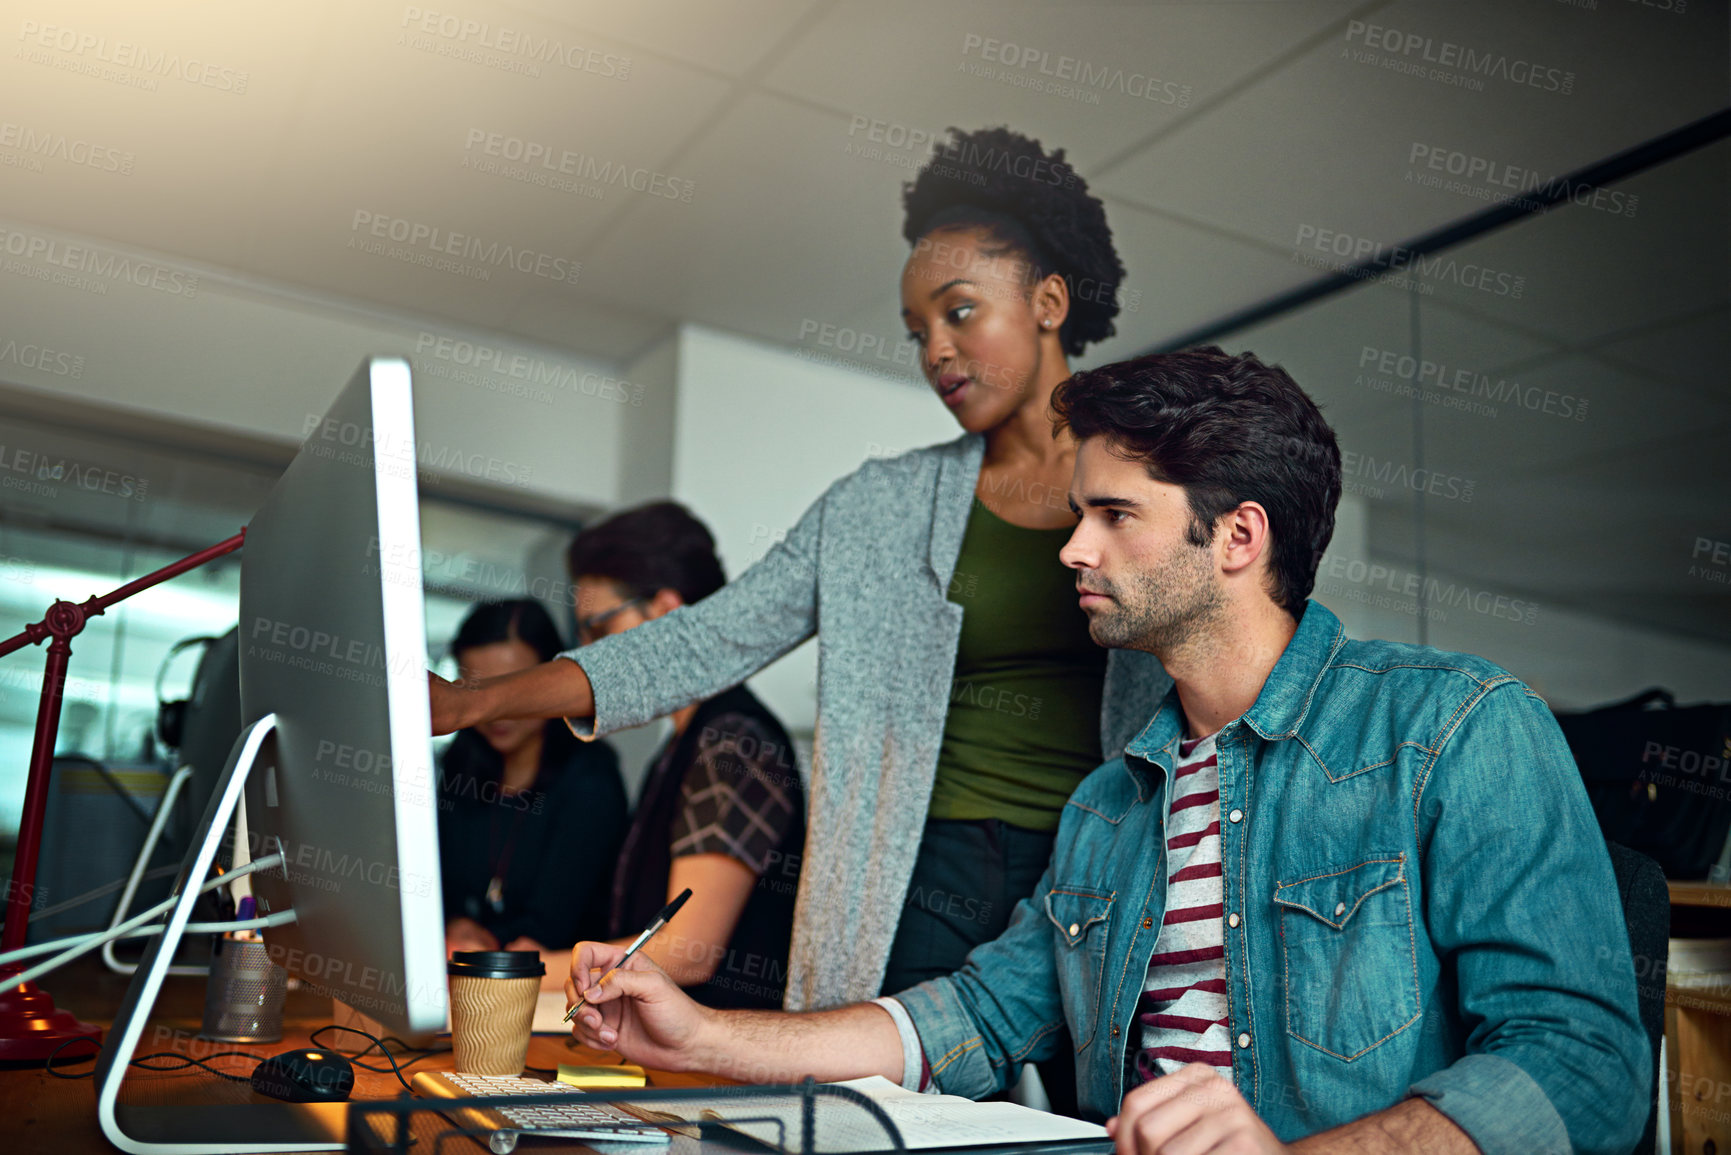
1605, 840, 1668, 1155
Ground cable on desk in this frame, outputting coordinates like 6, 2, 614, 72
305, 1024, 420, 1093
309, 1023, 446, 1083
43, 1035, 258, 1083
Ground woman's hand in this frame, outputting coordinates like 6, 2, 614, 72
503, 937, 569, 990
428, 670, 474, 735
566, 941, 716, 1072
428, 660, 596, 736
446, 917, 500, 954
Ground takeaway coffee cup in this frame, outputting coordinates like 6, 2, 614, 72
447, 950, 545, 1075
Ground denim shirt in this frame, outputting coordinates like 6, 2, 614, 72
895, 602, 1648, 1155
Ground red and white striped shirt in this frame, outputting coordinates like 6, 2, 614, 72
1133, 732, 1234, 1086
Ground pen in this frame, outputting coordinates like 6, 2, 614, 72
564, 887, 692, 1024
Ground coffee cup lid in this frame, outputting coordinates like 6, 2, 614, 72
447, 950, 546, 979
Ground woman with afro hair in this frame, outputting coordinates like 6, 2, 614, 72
431, 128, 1169, 1077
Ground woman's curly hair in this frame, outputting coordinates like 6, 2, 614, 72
901, 126, 1125, 357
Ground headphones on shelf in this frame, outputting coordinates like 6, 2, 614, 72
154, 635, 222, 750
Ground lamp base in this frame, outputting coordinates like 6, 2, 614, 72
0, 966, 102, 1061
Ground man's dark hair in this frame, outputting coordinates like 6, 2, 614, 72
566, 501, 726, 606
901, 126, 1125, 356
1051, 346, 1341, 615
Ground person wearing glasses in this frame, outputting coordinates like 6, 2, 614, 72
438, 599, 627, 974
429, 129, 1167, 1111
570, 501, 806, 1011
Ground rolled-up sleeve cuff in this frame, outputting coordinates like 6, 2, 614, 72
891, 978, 1006, 1100
870, 998, 929, 1092
554, 650, 615, 739
1409, 1053, 1571, 1155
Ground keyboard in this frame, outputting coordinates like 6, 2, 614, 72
411, 1070, 670, 1153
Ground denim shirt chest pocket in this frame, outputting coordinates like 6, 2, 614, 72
1272, 855, 1420, 1060
1045, 887, 1113, 1052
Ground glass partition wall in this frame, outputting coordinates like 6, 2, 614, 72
0, 410, 588, 843
1212, 136, 1730, 711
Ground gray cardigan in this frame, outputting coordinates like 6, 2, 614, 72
561, 433, 1171, 1011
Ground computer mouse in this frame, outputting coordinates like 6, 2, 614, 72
251, 1047, 356, 1103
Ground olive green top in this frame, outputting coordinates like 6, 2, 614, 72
926, 499, 1109, 832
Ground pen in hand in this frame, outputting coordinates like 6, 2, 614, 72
564, 887, 692, 1024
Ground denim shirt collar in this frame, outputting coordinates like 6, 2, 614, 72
1122, 600, 1346, 782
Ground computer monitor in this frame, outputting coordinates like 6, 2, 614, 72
95, 357, 446, 1153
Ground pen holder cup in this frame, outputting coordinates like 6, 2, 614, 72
200, 937, 288, 1043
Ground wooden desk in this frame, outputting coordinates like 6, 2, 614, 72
1665, 881, 1731, 1155
1, 961, 723, 1155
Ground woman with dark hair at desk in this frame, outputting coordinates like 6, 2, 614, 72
438, 599, 627, 972
431, 129, 1168, 1112
570, 501, 805, 1011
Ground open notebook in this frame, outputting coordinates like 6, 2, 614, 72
620, 1075, 1108, 1154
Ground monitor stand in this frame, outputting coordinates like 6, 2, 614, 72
93, 714, 348, 1154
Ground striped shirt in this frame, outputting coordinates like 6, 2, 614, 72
1133, 731, 1234, 1086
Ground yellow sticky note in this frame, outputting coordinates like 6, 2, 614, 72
556, 1063, 648, 1088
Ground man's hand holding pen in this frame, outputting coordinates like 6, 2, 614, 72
566, 940, 715, 1072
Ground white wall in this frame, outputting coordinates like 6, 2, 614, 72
667, 325, 960, 732
0, 218, 632, 508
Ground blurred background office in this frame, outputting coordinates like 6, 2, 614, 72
0, 0, 1725, 1019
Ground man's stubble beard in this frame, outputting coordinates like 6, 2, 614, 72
1085, 539, 1224, 655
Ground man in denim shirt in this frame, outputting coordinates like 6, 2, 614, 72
567, 347, 1648, 1154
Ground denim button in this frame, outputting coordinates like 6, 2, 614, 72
1237, 1033, 1250, 1049
1069, 923, 1080, 936
1228, 913, 1240, 928
1228, 809, 1243, 823
1334, 902, 1347, 917
1142, 917, 1153, 929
